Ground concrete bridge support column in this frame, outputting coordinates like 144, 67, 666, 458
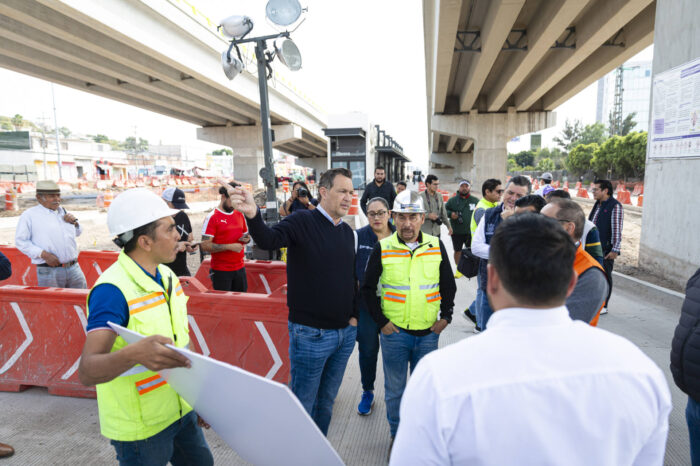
431, 109, 555, 188
197, 124, 311, 188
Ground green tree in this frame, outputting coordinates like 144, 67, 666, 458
513, 150, 535, 168
0, 116, 13, 131
553, 119, 583, 154
621, 113, 638, 136
124, 136, 149, 154
567, 143, 598, 175
579, 122, 607, 146
92, 134, 109, 143
59, 126, 71, 138
11, 114, 24, 130
507, 158, 519, 172
615, 131, 647, 178
591, 137, 620, 177
212, 148, 233, 156
536, 157, 555, 172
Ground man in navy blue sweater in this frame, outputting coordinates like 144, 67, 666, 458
228, 168, 358, 436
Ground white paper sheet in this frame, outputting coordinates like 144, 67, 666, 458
108, 322, 344, 466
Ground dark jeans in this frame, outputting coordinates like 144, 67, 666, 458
109, 411, 213, 466
288, 321, 357, 436
688, 396, 700, 465
478, 277, 494, 329
603, 258, 615, 307
380, 329, 439, 437
357, 306, 380, 391
210, 268, 247, 292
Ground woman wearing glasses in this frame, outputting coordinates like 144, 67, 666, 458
354, 197, 395, 417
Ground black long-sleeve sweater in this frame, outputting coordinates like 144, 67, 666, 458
0, 251, 12, 281
361, 233, 456, 336
246, 208, 358, 329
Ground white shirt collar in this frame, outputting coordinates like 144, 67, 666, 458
316, 204, 343, 226
487, 305, 572, 329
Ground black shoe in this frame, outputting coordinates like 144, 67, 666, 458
462, 309, 477, 324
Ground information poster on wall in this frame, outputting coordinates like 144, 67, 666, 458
649, 56, 700, 159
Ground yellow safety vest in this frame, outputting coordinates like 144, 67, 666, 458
379, 232, 442, 330
86, 251, 192, 441
470, 198, 498, 235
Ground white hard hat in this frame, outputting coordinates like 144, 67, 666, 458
392, 190, 425, 213
108, 188, 179, 239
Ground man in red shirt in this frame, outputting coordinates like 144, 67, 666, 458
201, 182, 250, 292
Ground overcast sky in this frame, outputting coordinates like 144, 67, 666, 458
0, 0, 653, 169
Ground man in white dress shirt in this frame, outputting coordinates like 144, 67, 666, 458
15, 180, 87, 288
391, 213, 671, 466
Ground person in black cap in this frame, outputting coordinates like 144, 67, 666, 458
161, 187, 197, 276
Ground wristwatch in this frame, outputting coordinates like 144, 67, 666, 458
442, 313, 452, 324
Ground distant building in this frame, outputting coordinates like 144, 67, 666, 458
323, 112, 410, 189
596, 60, 653, 132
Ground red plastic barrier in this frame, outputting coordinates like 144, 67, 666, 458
0, 277, 291, 397
576, 188, 589, 198
0, 285, 94, 397
0, 246, 37, 286
632, 183, 644, 196
77, 250, 119, 288
637, 195, 644, 207
194, 258, 287, 294
180, 278, 290, 384
617, 190, 632, 205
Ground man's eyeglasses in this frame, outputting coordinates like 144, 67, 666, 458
367, 211, 388, 218
495, 189, 504, 194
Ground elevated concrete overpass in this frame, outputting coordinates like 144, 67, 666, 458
0, 0, 329, 185
423, 0, 656, 185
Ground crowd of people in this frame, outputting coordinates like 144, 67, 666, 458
5, 169, 698, 465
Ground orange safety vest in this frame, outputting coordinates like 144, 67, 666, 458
573, 242, 607, 326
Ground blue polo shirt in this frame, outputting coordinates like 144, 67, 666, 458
85, 263, 164, 333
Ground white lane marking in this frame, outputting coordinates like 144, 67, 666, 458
254, 321, 282, 379
60, 305, 87, 380
188, 315, 210, 357
259, 274, 271, 295
21, 266, 30, 285
92, 262, 103, 275
0, 302, 34, 374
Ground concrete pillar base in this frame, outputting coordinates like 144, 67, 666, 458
430, 110, 555, 188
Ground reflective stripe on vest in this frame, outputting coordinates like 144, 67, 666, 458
379, 232, 443, 330
87, 251, 192, 442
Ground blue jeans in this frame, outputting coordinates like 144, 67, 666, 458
288, 321, 357, 436
109, 411, 213, 466
478, 282, 494, 329
357, 306, 380, 391
687, 396, 700, 465
470, 275, 483, 327
36, 263, 87, 289
380, 329, 439, 437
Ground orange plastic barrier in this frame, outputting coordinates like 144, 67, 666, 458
77, 250, 119, 288
0, 278, 292, 398
418, 182, 425, 193
348, 192, 359, 215
194, 258, 287, 294
0, 285, 94, 397
632, 183, 644, 196
576, 188, 589, 198
442, 192, 449, 202
617, 190, 631, 205
564, 181, 569, 189
282, 180, 289, 193
180, 277, 290, 384
0, 246, 37, 286
104, 190, 114, 208
4, 188, 17, 211
575, 181, 582, 189
637, 195, 644, 207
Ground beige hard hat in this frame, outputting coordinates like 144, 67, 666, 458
392, 190, 425, 213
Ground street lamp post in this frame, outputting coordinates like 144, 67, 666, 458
219, 2, 304, 226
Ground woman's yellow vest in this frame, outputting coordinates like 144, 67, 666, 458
379, 232, 442, 330
86, 251, 192, 441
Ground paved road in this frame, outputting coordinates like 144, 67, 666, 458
0, 229, 690, 465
